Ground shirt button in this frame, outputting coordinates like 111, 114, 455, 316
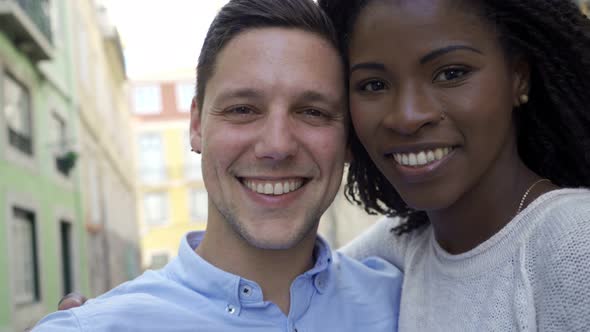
241, 285, 253, 297
226, 304, 236, 314
293, 278, 303, 288
315, 275, 325, 289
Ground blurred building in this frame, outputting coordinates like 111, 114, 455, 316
579, 0, 590, 15
0, 1, 139, 330
131, 70, 207, 270
318, 173, 381, 249
0, 1, 83, 330
70, 0, 140, 298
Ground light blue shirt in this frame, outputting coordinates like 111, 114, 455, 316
34, 232, 402, 331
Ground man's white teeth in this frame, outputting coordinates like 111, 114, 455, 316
245, 179, 303, 195
393, 147, 453, 167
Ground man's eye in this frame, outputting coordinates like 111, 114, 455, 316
359, 80, 386, 92
297, 107, 337, 126
228, 106, 253, 115
303, 108, 324, 117
434, 68, 470, 82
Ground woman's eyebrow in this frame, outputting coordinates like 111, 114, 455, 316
420, 45, 483, 64
350, 62, 386, 74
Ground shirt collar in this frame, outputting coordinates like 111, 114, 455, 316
169, 231, 333, 305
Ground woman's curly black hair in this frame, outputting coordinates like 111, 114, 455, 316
319, 0, 590, 235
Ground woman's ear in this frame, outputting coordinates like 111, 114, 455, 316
512, 58, 531, 108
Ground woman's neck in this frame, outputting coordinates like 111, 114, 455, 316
426, 154, 543, 254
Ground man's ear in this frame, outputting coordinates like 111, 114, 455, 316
512, 57, 531, 107
190, 97, 203, 153
345, 146, 353, 164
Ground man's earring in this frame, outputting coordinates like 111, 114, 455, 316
519, 94, 529, 104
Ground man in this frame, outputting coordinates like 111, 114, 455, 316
33, 0, 402, 331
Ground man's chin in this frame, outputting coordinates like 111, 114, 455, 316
242, 233, 305, 251
237, 224, 317, 251
225, 211, 320, 250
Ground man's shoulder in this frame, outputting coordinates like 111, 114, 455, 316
34, 267, 208, 331
34, 293, 202, 332
311, 252, 401, 329
330, 251, 403, 293
332, 251, 403, 279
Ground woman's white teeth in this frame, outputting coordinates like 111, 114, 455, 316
394, 148, 453, 167
245, 179, 303, 195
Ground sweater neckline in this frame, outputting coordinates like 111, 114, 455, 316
428, 188, 585, 277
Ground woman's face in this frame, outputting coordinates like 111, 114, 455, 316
348, 0, 528, 211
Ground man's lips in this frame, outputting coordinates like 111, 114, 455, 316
238, 177, 308, 196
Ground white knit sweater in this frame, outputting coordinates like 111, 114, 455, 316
341, 188, 590, 332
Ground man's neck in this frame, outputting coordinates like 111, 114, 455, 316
195, 221, 317, 315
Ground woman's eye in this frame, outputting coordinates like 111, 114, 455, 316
359, 80, 387, 92
434, 68, 469, 82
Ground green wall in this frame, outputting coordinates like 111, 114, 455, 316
0, 1, 88, 328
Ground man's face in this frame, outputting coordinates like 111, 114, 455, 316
191, 28, 347, 250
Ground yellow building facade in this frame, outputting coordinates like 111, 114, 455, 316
132, 73, 207, 270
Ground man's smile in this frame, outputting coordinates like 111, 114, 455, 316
240, 177, 307, 196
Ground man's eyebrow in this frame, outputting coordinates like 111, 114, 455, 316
216, 88, 264, 101
299, 90, 340, 106
420, 45, 483, 64
350, 62, 386, 74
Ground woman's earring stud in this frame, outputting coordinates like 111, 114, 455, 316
519, 94, 529, 104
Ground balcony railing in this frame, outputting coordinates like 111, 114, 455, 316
0, 0, 53, 61
15, 0, 51, 41
8, 127, 33, 155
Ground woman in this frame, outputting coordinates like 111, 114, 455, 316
319, 0, 590, 330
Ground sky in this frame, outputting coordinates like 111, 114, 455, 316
101, 0, 229, 79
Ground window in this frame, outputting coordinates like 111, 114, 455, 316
60, 221, 74, 296
12, 207, 40, 304
77, 26, 89, 87
143, 192, 168, 226
4, 74, 33, 155
52, 112, 72, 176
150, 252, 170, 270
95, 64, 110, 119
184, 129, 202, 180
138, 133, 166, 183
88, 160, 103, 225
176, 82, 194, 112
133, 85, 161, 114
49, 0, 62, 47
189, 189, 208, 221
51, 112, 67, 147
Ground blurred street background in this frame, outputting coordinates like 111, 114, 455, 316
1, 1, 588, 331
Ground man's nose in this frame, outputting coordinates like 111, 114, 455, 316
254, 110, 299, 160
